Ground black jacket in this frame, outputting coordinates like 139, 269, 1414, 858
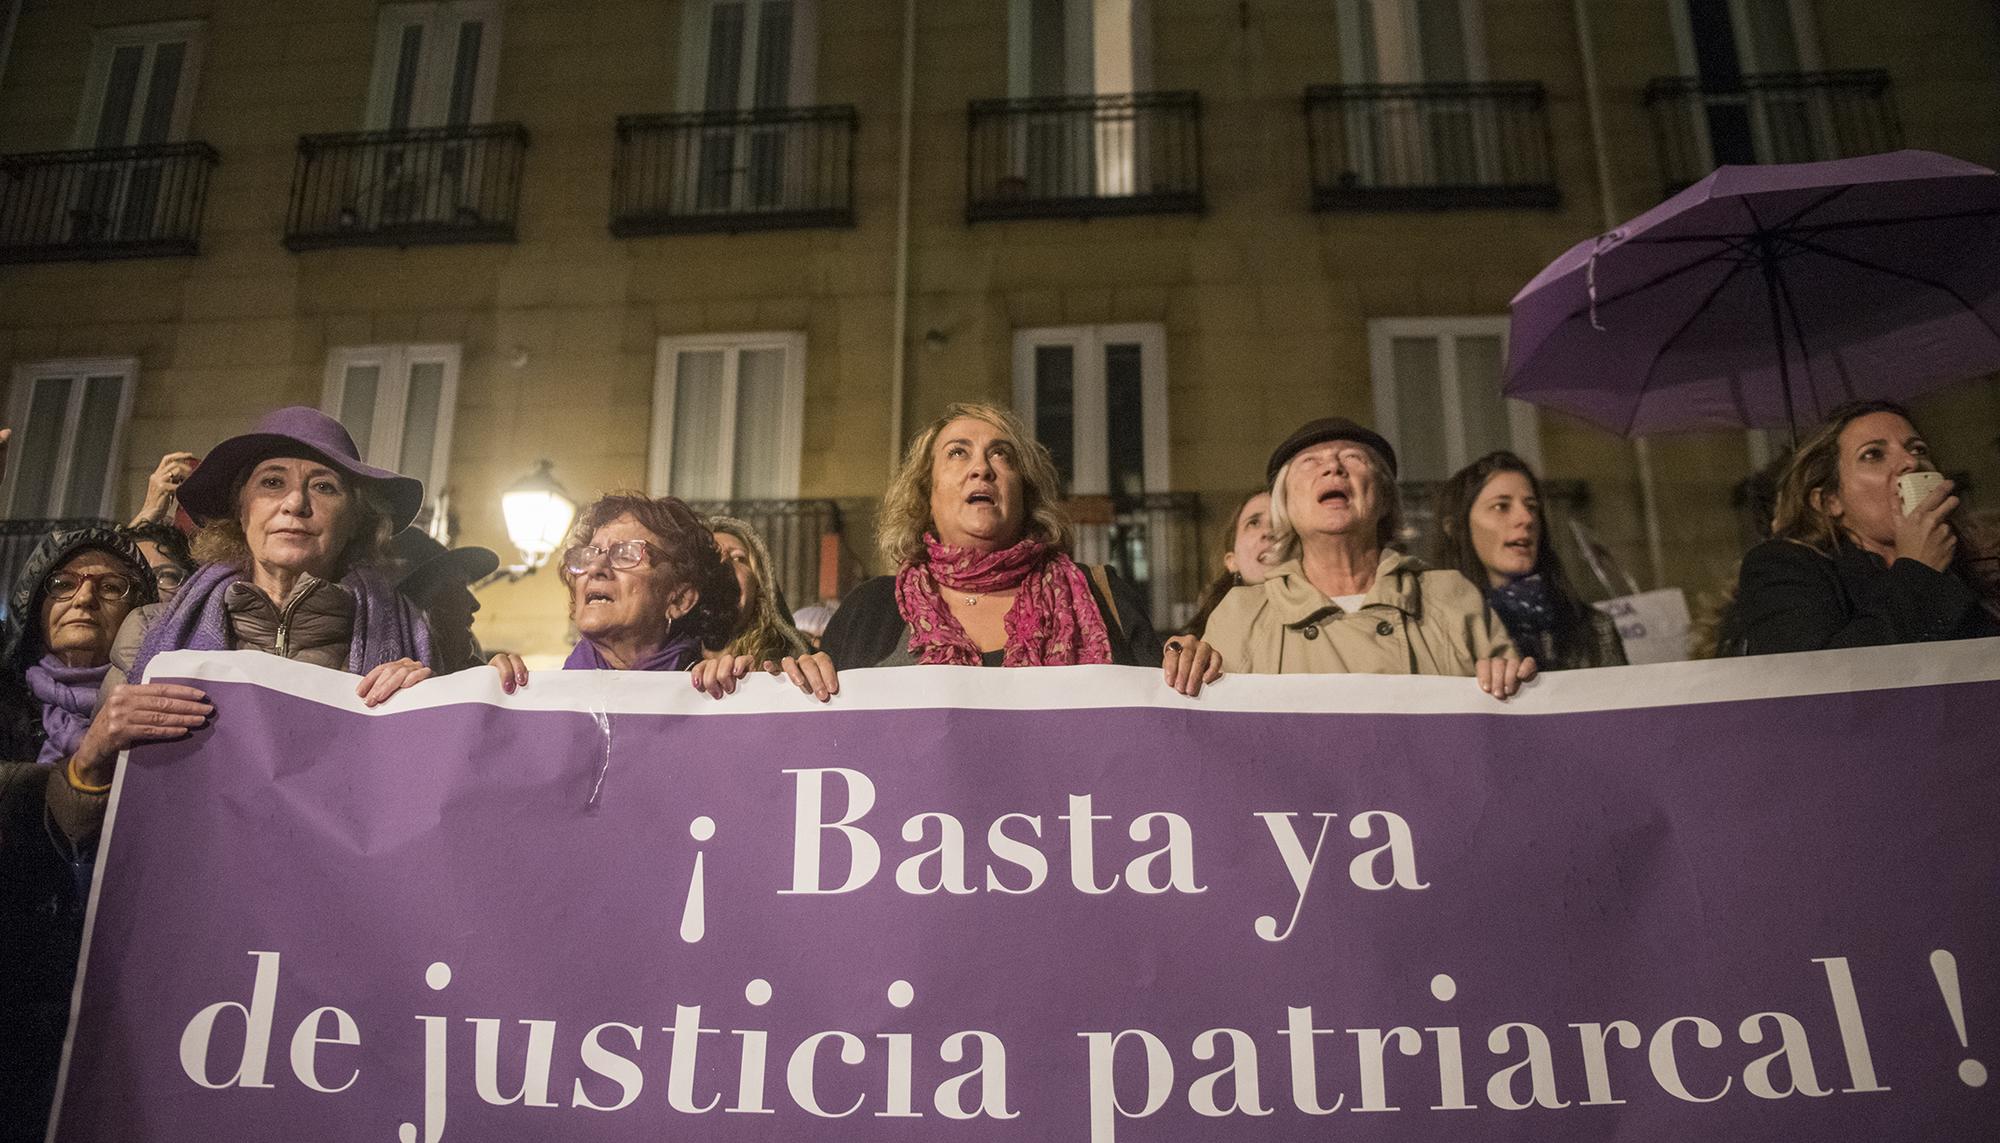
0, 764, 88, 1143
823, 564, 1163, 670
1727, 537, 2000, 655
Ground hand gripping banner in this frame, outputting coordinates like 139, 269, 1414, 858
51, 641, 1999, 1141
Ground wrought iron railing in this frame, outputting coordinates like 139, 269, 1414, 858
1068, 493, 1207, 632
0, 142, 219, 263
284, 123, 529, 251
1304, 82, 1559, 210
686, 498, 855, 615
966, 91, 1204, 222
1644, 70, 1900, 197
0, 517, 113, 623
612, 105, 857, 236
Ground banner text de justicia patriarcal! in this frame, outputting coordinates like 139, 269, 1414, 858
53, 644, 1999, 1142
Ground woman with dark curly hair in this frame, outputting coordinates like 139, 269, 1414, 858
487, 493, 740, 690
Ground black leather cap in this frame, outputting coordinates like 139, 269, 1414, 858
1265, 417, 1399, 483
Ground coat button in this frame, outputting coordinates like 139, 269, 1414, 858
1375, 620, 1394, 636
1301, 625, 1319, 640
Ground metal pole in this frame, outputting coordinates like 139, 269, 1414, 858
1571, 0, 1669, 591
888, 0, 917, 475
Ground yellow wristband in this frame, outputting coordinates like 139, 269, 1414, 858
64, 756, 112, 797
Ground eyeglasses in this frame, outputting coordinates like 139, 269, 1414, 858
562, 539, 658, 576
153, 566, 187, 590
46, 572, 137, 602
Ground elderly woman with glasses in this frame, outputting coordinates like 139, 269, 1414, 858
0, 527, 159, 1141
487, 493, 741, 690
2, 528, 159, 772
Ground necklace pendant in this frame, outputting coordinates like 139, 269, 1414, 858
964, 594, 979, 606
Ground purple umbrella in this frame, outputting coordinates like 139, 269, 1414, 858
1505, 150, 2000, 436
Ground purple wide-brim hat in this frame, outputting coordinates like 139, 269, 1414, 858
177, 406, 426, 531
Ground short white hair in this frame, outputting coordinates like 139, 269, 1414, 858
1266, 443, 1402, 562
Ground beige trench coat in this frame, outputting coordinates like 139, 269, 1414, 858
1204, 550, 1514, 675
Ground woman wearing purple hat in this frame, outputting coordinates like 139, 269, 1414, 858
65, 407, 439, 799
1203, 418, 1536, 700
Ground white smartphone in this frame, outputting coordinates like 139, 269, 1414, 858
1898, 471, 1945, 516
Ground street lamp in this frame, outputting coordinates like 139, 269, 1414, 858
480, 459, 577, 588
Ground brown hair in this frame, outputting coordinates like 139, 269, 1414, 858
561, 492, 741, 649
1769, 399, 1917, 555
1770, 398, 2000, 608
876, 402, 1073, 567
189, 461, 397, 574
709, 515, 810, 663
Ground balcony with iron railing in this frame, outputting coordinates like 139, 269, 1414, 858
1304, 82, 1560, 210
1644, 70, 1900, 197
612, 105, 857, 237
0, 142, 219, 263
966, 91, 1204, 222
1067, 492, 1208, 632
284, 123, 529, 251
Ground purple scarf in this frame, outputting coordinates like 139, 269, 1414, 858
25, 654, 110, 765
563, 629, 703, 672
129, 561, 434, 682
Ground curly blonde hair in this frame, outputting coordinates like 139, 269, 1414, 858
876, 402, 1073, 567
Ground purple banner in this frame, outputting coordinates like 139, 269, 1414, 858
52, 642, 2000, 1141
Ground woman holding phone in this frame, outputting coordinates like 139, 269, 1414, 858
1726, 399, 2000, 653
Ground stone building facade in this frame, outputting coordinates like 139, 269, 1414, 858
1, 0, 1995, 657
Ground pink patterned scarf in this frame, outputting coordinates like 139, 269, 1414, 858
894, 534, 1114, 666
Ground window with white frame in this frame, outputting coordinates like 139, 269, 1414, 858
367, 1, 500, 130
649, 333, 806, 501
677, 0, 817, 112
672, 0, 821, 214
1007, 0, 1151, 97
321, 345, 461, 505
1668, 0, 1827, 167
1337, 0, 1483, 85
1004, 0, 1155, 197
1012, 324, 1169, 498
68, 22, 205, 244
1335, 0, 1493, 188
3, 358, 137, 519
1367, 317, 1540, 483
75, 21, 204, 149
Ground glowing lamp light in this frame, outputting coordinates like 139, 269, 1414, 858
500, 460, 577, 571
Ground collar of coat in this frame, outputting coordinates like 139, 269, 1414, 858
1259, 548, 1429, 627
